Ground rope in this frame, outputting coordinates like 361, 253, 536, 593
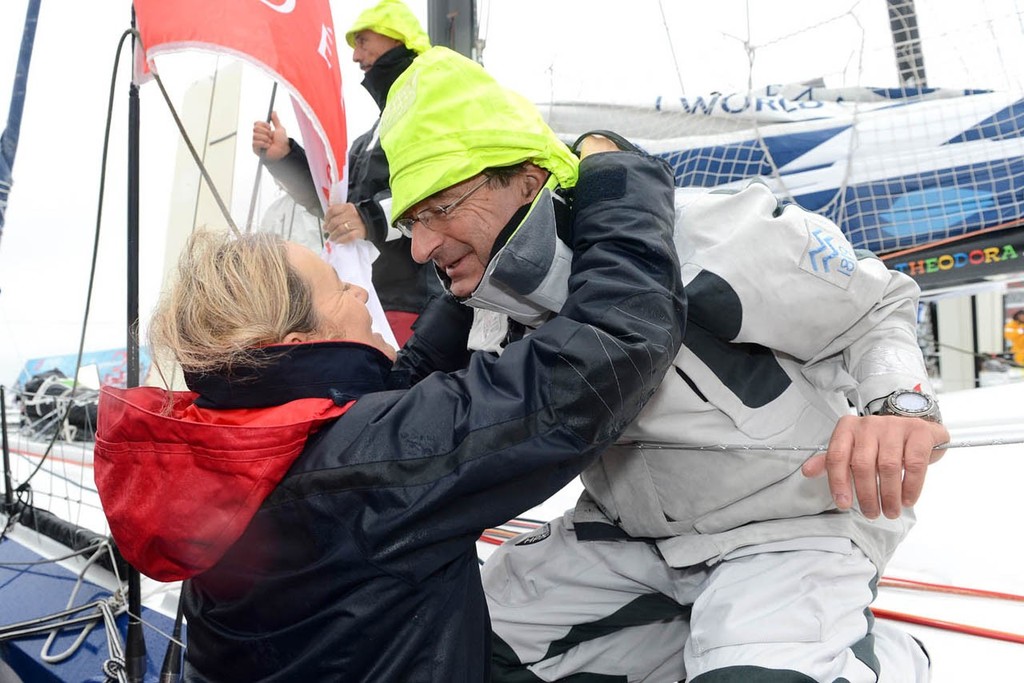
0, 537, 106, 567
880, 576, 1024, 602
38, 544, 117, 664
0, 541, 129, 681
872, 608, 1024, 645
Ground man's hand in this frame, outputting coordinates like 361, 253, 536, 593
802, 414, 949, 520
251, 111, 291, 161
324, 203, 367, 243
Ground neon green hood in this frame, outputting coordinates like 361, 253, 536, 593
345, 0, 431, 55
380, 47, 580, 222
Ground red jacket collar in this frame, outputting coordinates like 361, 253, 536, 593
95, 385, 351, 581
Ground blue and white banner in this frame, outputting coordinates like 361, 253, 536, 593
549, 86, 1024, 262
17, 347, 153, 389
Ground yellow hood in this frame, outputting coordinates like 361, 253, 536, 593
380, 47, 579, 222
345, 0, 431, 55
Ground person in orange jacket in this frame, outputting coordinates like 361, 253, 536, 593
1004, 309, 1024, 366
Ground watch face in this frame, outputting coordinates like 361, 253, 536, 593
894, 391, 930, 412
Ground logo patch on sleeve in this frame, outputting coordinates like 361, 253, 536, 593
514, 523, 551, 546
800, 218, 857, 289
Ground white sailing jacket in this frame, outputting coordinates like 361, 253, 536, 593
464, 180, 933, 571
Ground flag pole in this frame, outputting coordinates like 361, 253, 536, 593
245, 82, 278, 233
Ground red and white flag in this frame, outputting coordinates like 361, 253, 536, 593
133, 0, 347, 210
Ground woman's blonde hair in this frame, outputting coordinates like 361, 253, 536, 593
148, 230, 317, 375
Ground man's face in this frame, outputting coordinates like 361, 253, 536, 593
351, 30, 402, 72
403, 168, 544, 298
285, 244, 397, 360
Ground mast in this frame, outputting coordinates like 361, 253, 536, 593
0, 0, 42, 247
124, 10, 147, 682
887, 0, 927, 88
426, 0, 478, 62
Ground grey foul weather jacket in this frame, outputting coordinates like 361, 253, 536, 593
464, 178, 933, 574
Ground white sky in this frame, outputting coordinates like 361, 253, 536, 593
0, 0, 397, 385
1, 0, 1023, 385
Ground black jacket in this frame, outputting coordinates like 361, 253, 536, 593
266, 46, 439, 314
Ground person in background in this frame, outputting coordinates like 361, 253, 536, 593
379, 46, 950, 683
92, 135, 684, 681
251, 0, 435, 346
255, 190, 325, 252
1004, 308, 1024, 366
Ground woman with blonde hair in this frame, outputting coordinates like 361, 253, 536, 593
93, 144, 684, 682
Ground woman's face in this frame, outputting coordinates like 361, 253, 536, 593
284, 244, 396, 360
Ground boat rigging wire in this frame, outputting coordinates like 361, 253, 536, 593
8, 24, 247, 506
657, 0, 686, 97
147, 40, 241, 238
190, 53, 226, 237
629, 436, 1024, 452
2, 26, 138, 504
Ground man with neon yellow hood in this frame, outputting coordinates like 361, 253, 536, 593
252, 0, 436, 346
380, 47, 949, 683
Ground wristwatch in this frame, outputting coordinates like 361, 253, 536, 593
877, 389, 942, 423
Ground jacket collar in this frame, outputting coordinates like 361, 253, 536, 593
94, 341, 390, 582
454, 187, 574, 328
362, 45, 417, 111
185, 341, 394, 409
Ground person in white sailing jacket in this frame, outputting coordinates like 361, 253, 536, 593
379, 47, 951, 682
252, 0, 437, 346
92, 141, 684, 682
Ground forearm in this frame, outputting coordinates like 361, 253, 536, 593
363, 150, 685, 559
843, 263, 933, 411
264, 140, 324, 218
353, 195, 391, 245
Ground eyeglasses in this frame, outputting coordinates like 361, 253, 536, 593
394, 176, 490, 238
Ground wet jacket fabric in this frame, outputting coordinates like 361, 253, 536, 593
466, 180, 932, 573
266, 46, 438, 315
93, 151, 685, 682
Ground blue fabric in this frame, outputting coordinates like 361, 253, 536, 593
0, 0, 41, 237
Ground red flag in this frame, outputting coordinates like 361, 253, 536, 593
133, 0, 347, 208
